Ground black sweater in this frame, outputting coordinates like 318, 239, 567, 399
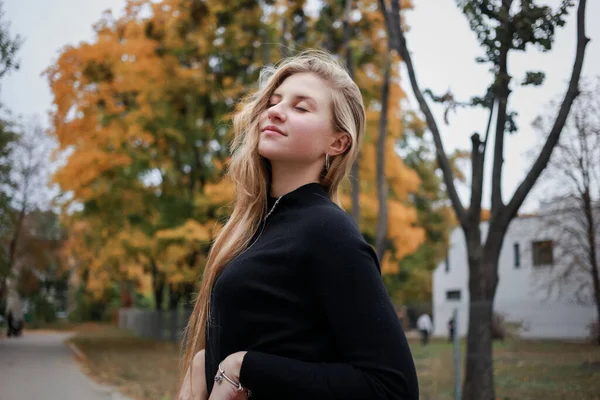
205, 182, 418, 399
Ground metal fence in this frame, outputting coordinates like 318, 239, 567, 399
118, 307, 192, 342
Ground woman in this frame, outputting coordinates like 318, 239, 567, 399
178, 50, 418, 400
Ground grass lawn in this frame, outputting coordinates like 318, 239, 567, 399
413, 338, 600, 400
69, 324, 182, 400
70, 325, 600, 400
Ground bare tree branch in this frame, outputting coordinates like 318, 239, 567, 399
387, 0, 467, 226
375, 0, 392, 261
469, 102, 495, 226
505, 0, 590, 221
490, 0, 513, 216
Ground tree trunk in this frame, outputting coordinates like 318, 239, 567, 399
8, 205, 26, 272
183, 282, 195, 309
260, 26, 270, 65
151, 259, 164, 311
461, 220, 505, 400
343, 0, 360, 226
350, 159, 360, 225
120, 280, 133, 308
463, 240, 498, 400
375, 56, 391, 262
463, 285, 495, 400
169, 286, 182, 310
280, 19, 289, 57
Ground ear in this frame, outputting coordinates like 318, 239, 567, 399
327, 132, 352, 157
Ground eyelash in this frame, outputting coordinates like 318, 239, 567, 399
267, 103, 308, 113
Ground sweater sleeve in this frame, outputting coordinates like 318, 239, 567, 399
239, 209, 419, 400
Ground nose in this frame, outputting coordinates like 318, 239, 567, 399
267, 102, 286, 122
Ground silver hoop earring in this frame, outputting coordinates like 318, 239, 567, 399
325, 154, 330, 171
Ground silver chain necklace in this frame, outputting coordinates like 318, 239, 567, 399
264, 196, 283, 221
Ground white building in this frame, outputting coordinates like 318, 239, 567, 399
433, 203, 599, 340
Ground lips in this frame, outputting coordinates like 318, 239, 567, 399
262, 125, 286, 136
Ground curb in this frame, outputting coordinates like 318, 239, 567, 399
67, 341, 88, 362
65, 337, 134, 400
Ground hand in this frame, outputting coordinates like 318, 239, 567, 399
208, 352, 249, 400
179, 350, 209, 400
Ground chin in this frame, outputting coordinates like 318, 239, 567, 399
258, 143, 285, 161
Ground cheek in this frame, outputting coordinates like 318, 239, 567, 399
258, 111, 268, 125
292, 118, 329, 151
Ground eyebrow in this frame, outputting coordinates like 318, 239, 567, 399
270, 92, 318, 108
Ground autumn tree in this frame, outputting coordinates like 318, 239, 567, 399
47, 0, 270, 307
50, 0, 428, 310
0, 0, 23, 301
0, 119, 17, 299
533, 77, 600, 343
1, 118, 55, 304
13, 210, 67, 321
388, 0, 589, 398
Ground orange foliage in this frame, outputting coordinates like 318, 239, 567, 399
49, 0, 426, 299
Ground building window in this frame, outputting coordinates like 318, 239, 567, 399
532, 240, 554, 266
445, 253, 450, 273
514, 243, 520, 268
446, 290, 461, 301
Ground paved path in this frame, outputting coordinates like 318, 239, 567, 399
0, 331, 130, 400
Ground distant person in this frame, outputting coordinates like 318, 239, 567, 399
448, 316, 456, 342
5, 295, 24, 337
416, 313, 432, 346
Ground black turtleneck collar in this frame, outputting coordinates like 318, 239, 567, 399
267, 182, 330, 211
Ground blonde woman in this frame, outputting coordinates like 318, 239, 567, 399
178, 50, 418, 400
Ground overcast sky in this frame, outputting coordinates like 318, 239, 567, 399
1, 0, 598, 213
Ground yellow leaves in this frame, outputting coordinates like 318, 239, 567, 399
53, 148, 131, 198
385, 141, 421, 199
138, 274, 153, 296
120, 227, 154, 251
204, 178, 235, 205
161, 245, 189, 268
87, 272, 110, 300
388, 201, 425, 260
121, 262, 145, 281
155, 219, 211, 242
126, 123, 155, 146
381, 251, 399, 275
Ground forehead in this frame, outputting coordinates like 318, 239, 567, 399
273, 72, 330, 105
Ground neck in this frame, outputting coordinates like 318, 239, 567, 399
269, 161, 322, 198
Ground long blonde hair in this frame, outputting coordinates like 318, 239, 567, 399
179, 49, 366, 384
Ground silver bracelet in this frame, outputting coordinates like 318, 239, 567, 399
214, 361, 252, 397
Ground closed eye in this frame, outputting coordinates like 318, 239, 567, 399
267, 102, 308, 112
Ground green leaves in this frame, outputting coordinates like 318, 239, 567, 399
0, 0, 22, 80
458, 0, 575, 67
522, 71, 546, 86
